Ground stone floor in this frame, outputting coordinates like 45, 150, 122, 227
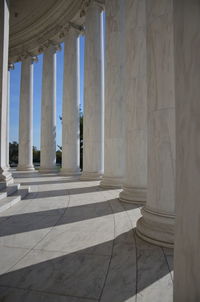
0, 171, 173, 302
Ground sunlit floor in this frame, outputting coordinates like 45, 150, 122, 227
0, 171, 173, 302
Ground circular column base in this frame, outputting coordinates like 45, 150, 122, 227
100, 176, 123, 189
16, 166, 35, 171
60, 169, 81, 176
136, 207, 175, 248
39, 167, 58, 174
119, 186, 146, 204
0, 168, 13, 186
80, 172, 102, 181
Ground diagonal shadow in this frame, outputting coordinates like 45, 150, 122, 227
0, 230, 173, 302
0, 199, 140, 237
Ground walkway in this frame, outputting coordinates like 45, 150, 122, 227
0, 172, 173, 302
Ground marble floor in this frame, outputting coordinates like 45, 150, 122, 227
0, 171, 173, 302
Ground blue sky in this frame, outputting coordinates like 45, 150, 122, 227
9, 35, 85, 150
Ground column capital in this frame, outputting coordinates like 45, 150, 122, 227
38, 41, 61, 54
59, 22, 84, 40
8, 63, 14, 71
16, 52, 39, 63
80, 0, 104, 17
94, 0, 105, 10
31, 55, 38, 64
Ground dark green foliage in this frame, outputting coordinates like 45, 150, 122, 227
80, 112, 83, 170
9, 141, 18, 166
56, 150, 62, 164
33, 146, 40, 163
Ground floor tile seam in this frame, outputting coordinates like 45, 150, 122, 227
120, 202, 138, 302
0, 284, 98, 301
161, 247, 174, 282
5, 190, 71, 274
98, 198, 116, 302
0, 185, 44, 274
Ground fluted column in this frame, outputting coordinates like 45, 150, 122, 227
100, 0, 125, 188
174, 0, 200, 300
17, 56, 35, 171
136, 0, 175, 248
40, 45, 57, 173
60, 28, 80, 176
119, 0, 147, 203
80, 1, 104, 181
6, 63, 14, 168
0, 0, 13, 186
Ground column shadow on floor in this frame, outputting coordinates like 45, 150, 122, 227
0, 199, 139, 237
0, 230, 173, 302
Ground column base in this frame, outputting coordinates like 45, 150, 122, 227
136, 206, 175, 248
60, 168, 81, 176
16, 165, 35, 171
39, 167, 58, 174
119, 186, 146, 204
80, 171, 102, 181
0, 167, 13, 189
100, 176, 123, 189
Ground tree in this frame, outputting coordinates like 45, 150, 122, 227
9, 141, 18, 166
33, 146, 40, 163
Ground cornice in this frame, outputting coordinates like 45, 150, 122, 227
9, 0, 85, 63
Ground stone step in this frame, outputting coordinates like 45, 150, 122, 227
0, 184, 20, 200
0, 187, 30, 213
0, 183, 6, 191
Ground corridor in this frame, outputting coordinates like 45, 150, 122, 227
0, 172, 173, 302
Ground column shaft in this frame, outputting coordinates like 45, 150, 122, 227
119, 0, 147, 203
40, 45, 57, 173
136, 0, 175, 248
61, 29, 80, 176
81, 2, 103, 180
17, 57, 34, 171
100, 0, 125, 188
6, 65, 11, 168
0, 0, 13, 186
174, 0, 200, 300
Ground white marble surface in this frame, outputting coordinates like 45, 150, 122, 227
0, 0, 13, 185
40, 45, 57, 172
100, 0, 125, 188
61, 29, 80, 176
137, 0, 175, 247
119, 0, 147, 203
174, 0, 200, 300
17, 57, 34, 171
6, 67, 10, 168
81, 2, 103, 180
0, 171, 173, 301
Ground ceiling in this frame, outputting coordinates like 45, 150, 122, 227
9, 0, 85, 62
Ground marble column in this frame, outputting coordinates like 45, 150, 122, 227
6, 63, 14, 168
174, 0, 200, 300
40, 45, 57, 173
119, 0, 147, 203
80, 1, 103, 180
100, 0, 125, 188
60, 28, 80, 176
136, 0, 175, 248
0, 0, 13, 186
17, 56, 35, 171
